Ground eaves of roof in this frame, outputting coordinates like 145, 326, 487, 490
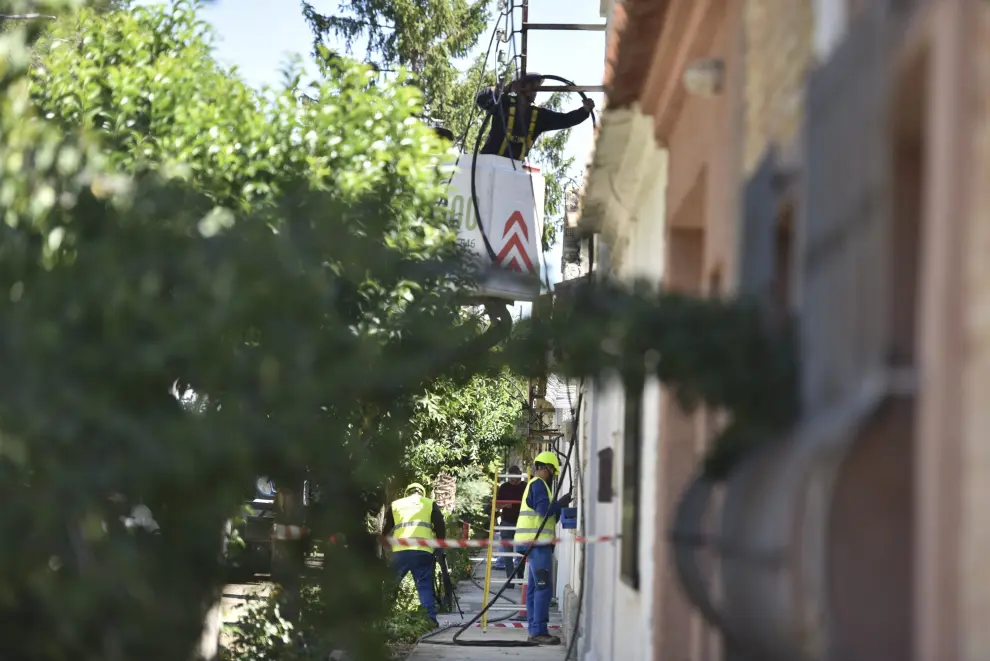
605, 0, 673, 109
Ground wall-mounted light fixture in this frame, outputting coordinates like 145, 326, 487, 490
682, 58, 725, 97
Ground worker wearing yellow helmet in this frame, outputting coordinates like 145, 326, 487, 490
382, 482, 446, 628
514, 451, 572, 645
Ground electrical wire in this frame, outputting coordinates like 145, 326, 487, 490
419, 391, 584, 648
446, 7, 511, 263
526, 68, 598, 654
445, 7, 508, 169
468, 550, 519, 605
443, 70, 597, 647
426, 5, 601, 647
472, 73, 597, 290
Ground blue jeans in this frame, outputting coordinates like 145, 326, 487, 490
392, 550, 437, 621
501, 529, 517, 579
493, 532, 505, 569
518, 544, 553, 636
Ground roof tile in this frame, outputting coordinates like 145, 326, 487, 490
605, 0, 672, 109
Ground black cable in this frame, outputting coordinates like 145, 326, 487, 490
420, 391, 584, 647
469, 110, 500, 263
444, 8, 508, 182
470, 74, 597, 286
447, 71, 597, 647
468, 550, 519, 605
516, 73, 597, 295
449, 9, 513, 264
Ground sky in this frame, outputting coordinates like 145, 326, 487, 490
135, 0, 606, 309
184, 0, 606, 170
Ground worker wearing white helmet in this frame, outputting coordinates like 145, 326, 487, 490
514, 451, 572, 645
475, 71, 595, 161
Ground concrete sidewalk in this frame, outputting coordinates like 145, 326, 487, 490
405, 571, 565, 661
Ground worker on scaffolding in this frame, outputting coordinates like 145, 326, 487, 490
514, 451, 572, 645
475, 72, 595, 161
383, 483, 447, 628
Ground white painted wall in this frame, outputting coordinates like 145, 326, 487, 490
565, 140, 668, 661
609, 148, 667, 661
812, 0, 848, 62
587, 377, 622, 661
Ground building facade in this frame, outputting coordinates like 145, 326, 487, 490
559, 0, 990, 660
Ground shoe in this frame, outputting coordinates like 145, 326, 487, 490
527, 634, 561, 645
429, 618, 440, 629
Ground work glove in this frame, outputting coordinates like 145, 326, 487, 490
557, 493, 573, 508
582, 98, 596, 112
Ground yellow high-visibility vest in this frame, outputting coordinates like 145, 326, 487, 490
390, 494, 436, 552
497, 104, 540, 160
514, 476, 555, 543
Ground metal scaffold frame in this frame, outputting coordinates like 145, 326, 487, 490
512, 0, 606, 93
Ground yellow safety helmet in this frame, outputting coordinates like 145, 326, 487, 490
533, 451, 560, 474
405, 483, 427, 496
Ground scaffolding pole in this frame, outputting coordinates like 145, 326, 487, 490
517, 0, 607, 93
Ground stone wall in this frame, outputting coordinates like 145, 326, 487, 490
743, 0, 817, 174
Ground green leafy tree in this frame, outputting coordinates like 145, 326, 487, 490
2, 2, 513, 659
407, 368, 523, 477
405, 367, 524, 511
302, 0, 490, 125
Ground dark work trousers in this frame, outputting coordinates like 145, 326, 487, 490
392, 549, 437, 621
519, 544, 553, 636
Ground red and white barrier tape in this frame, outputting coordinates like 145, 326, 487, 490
469, 622, 561, 629
272, 524, 618, 547
273, 524, 308, 540
386, 535, 619, 549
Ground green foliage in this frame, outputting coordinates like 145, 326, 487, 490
382, 576, 436, 643
302, 0, 491, 125
222, 586, 335, 661
0, 2, 494, 660
33, 1, 455, 219
222, 577, 433, 659
442, 546, 474, 583
406, 368, 524, 478
508, 282, 800, 478
451, 465, 497, 532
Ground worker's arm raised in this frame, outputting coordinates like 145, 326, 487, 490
535, 105, 592, 133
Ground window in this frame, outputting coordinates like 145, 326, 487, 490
597, 448, 614, 503
620, 380, 643, 588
